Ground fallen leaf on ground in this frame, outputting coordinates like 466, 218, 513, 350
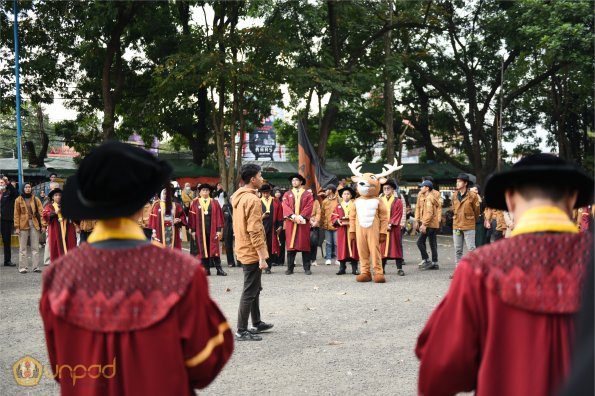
225, 288, 231, 292
404, 298, 410, 302
305, 305, 316, 311
328, 340, 342, 346
338, 291, 347, 295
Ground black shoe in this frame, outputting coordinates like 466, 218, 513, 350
336, 270, 346, 275
304, 270, 312, 275
397, 269, 405, 276
285, 269, 294, 275
4, 262, 15, 267
265, 269, 271, 274
430, 262, 440, 270
249, 322, 274, 334
216, 268, 227, 276
235, 330, 262, 341
419, 260, 434, 271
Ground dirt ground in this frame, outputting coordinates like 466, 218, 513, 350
0, 235, 461, 396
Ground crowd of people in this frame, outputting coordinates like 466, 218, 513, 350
1, 166, 593, 281
1, 141, 593, 396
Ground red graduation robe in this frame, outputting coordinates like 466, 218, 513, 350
261, 196, 283, 256
379, 195, 403, 259
42, 203, 77, 262
40, 241, 233, 396
331, 201, 359, 261
282, 188, 314, 252
148, 200, 187, 249
188, 198, 224, 258
416, 232, 591, 396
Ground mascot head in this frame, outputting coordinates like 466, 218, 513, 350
348, 157, 403, 199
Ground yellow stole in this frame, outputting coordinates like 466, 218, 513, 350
382, 195, 395, 255
197, 198, 211, 257
511, 206, 579, 237
87, 218, 147, 243
290, 188, 304, 248
261, 197, 273, 214
158, 201, 177, 249
342, 200, 353, 257
52, 202, 69, 254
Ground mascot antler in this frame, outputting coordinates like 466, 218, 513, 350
375, 159, 403, 178
348, 156, 364, 177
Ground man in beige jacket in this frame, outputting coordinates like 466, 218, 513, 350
452, 173, 480, 266
232, 164, 274, 341
417, 180, 441, 270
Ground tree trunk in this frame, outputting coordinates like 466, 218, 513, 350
317, 91, 339, 162
212, 3, 228, 192
383, 0, 394, 165
101, 3, 137, 141
36, 104, 48, 167
235, 87, 246, 191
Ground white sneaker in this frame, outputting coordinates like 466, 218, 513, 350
334, 260, 340, 266
325, 259, 332, 265
311, 261, 318, 266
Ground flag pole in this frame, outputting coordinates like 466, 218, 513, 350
13, 0, 24, 194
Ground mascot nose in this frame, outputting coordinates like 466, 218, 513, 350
358, 181, 366, 186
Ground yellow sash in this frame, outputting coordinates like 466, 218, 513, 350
290, 188, 304, 249
511, 206, 578, 237
87, 218, 147, 243
382, 195, 395, 255
196, 198, 210, 257
261, 197, 273, 214
342, 200, 353, 257
52, 202, 68, 254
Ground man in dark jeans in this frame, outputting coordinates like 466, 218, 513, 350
0, 176, 17, 266
417, 180, 440, 270
231, 164, 274, 341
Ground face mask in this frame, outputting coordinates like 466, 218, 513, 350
160, 190, 166, 201
185, 187, 191, 192
0, 185, 5, 191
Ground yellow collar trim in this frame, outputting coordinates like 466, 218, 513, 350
261, 196, 273, 213
87, 218, 147, 243
511, 206, 579, 237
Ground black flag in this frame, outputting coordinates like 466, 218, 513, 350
297, 120, 339, 194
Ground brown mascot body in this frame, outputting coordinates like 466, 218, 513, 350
348, 157, 402, 283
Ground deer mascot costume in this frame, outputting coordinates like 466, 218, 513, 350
348, 157, 402, 283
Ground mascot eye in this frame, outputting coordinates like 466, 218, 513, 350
370, 176, 376, 180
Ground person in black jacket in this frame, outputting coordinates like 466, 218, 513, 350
0, 176, 17, 266
221, 198, 236, 267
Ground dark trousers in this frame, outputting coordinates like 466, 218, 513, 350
224, 225, 235, 266
142, 227, 153, 239
237, 262, 262, 331
278, 231, 286, 265
417, 227, 438, 262
1, 220, 13, 264
382, 257, 404, 270
287, 250, 310, 271
79, 230, 92, 244
203, 257, 223, 273
310, 227, 320, 261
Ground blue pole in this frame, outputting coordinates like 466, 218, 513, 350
13, 0, 24, 194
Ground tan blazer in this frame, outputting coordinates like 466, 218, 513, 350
14, 195, 44, 231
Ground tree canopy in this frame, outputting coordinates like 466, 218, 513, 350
1, 0, 592, 186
